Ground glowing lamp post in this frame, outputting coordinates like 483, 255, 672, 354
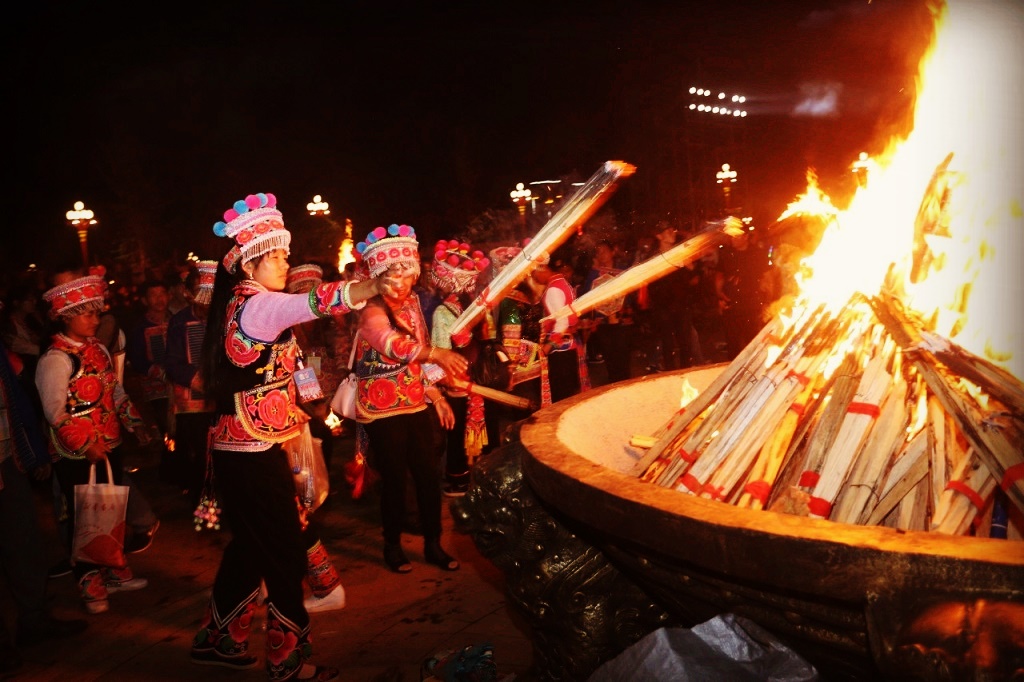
66, 201, 98, 266
716, 163, 738, 213
307, 194, 330, 216
851, 152, 872, 188
510, 182, 532, 237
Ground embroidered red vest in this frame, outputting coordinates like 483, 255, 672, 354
46, 335, 143, 460
209, 283, 303, 452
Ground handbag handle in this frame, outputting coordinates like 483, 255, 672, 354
88, 458, 117, 486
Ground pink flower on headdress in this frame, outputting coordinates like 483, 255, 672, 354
257, 390, 290, 430
236, 228, 254, 245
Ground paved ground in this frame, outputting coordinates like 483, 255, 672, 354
4, 332, 731, 682
5, 429, 536, 682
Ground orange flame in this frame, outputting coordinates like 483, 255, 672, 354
679, 378, 700, 409
779, 0, 1023, 380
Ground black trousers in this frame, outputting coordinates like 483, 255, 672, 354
547, 348, 582, 403
363, 410, 442, 544
209, 447, 307, 629
444, 395, 469, 480
590, 323, 632, 383
170, 411, 213, 503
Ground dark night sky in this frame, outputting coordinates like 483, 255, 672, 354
5, 0, 937, 272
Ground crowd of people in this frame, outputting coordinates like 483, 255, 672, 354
0, 196, 782, 679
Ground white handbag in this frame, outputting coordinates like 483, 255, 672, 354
330, 332, 359, 420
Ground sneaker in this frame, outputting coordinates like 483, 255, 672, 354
125, 520, 160, 554
79, 570, 109, 614
47, 558, 73, 579
304, 584, 346, 613
190, 647, 259, 670
102, 566, 148, 593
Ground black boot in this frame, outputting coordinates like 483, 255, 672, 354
424, 539, 459, 571
384, 542, 412, 573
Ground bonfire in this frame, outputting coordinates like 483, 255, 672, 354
626, 0, 1023, 540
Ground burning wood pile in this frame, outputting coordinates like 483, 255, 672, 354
629, 289, 1023, 538
627, 0, 1024, 543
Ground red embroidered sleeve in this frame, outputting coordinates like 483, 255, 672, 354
117, 396, 145, 432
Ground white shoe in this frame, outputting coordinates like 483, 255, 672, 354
304, 584, 346, 613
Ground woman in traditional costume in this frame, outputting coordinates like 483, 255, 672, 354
351, 225, 469, 574
190, 192, 384, 681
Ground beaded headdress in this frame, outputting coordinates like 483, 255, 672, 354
286, 264, 324, 294
355, 224, 420, 278
431, 239, 489, 295
194, 260, 217, 305
212, 192, 291, 273
43, 274, 107, 319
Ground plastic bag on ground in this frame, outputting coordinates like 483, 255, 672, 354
588, 613, 818, 682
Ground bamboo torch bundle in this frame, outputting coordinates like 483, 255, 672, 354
448, 160, 636, 340
643, 300, 855, 494
889, 472, 930, 532
869, 294, 1024, 513
652, 322, 806, 491
865, 428, 931, 527
931, 448, 996, 536
829, 360, 910, 524
631, 314, 790, 478
628, 283, 1022, 539
694, 340, 842, 504
805, 327, 897, 519
736, 376, 818, 510
543, 217, 745, 328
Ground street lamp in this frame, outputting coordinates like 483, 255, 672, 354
716, 163, 738, 212
307, 194, 330, 216
688, 86, 748, 117
510, 182, 532, 237
66, 200, 98, 266
851, 152, 874, 188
